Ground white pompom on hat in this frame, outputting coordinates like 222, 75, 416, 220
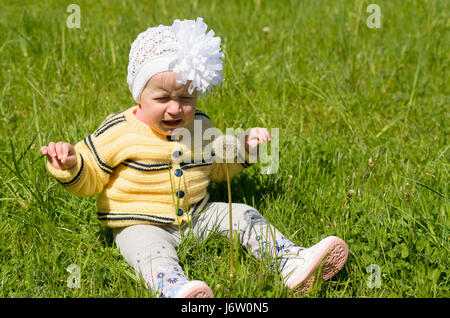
127, 17, 224, 102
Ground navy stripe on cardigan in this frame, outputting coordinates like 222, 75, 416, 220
95, 112, 125, 134
94, 116, 126, 137
195, 110, 210, 120
122, 160, 170, 172
83, 135, 113, 174
180, 162, 212, 170
57, 154, 85, 187
97, 216, 175, 225
97, 212, 175, 225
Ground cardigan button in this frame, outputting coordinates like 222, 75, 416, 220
177, 208, 184, 216
177, 190, 185, 198
172, 150, 182, 158
174, 169, 183, 177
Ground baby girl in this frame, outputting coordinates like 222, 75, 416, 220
41, 18, 349, 298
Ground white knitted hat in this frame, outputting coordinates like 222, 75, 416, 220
127, 17, 224, 102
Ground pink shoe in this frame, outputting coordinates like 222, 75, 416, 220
174, 280, 214, 298
281, 236, 349, 292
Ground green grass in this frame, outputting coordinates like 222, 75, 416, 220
0, 0, 448, 298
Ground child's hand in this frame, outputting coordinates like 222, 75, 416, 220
245, 127, 271, 151
40, 142, 77, 170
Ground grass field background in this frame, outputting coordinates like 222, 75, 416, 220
0, 0, 448, 297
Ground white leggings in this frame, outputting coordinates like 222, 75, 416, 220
113, 202, 300, 297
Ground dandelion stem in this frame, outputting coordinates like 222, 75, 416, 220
225, 163, 234, 278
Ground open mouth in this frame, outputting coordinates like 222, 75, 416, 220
162, 119, 183, 127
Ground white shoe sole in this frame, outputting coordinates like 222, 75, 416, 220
289, 236, 349, 292
174, 280, 214, 298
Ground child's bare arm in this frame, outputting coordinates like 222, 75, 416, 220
40, 142, 77, 170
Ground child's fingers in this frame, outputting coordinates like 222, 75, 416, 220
41, 141, 76, 170
62, 142, 69, 162
257, 128, 266, 141
265, 129, 271, 141
48, 142, 57, 158
50, 157, 63, 169
55, 142, 64, 159
245, 127, 271, 151
259, 128, 270, 140
253, 127, 270, 144
67, 143, 76, 156
246, 128, 262, 147
63, 152, 77, 169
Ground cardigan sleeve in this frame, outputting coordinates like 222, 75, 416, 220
45, 140, 111, 197
45, 112, 126, 197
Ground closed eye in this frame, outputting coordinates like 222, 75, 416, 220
154, 96, 194, 102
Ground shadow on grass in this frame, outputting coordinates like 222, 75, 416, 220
208, 168, 286, 208
95, 226, 115, 247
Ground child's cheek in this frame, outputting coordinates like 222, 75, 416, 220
185, 110, 196, 125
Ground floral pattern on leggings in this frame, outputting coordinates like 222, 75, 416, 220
242, 209, 299, 271
145, 264, 190, 298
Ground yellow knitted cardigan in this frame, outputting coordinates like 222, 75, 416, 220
46, 106, 251, 228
